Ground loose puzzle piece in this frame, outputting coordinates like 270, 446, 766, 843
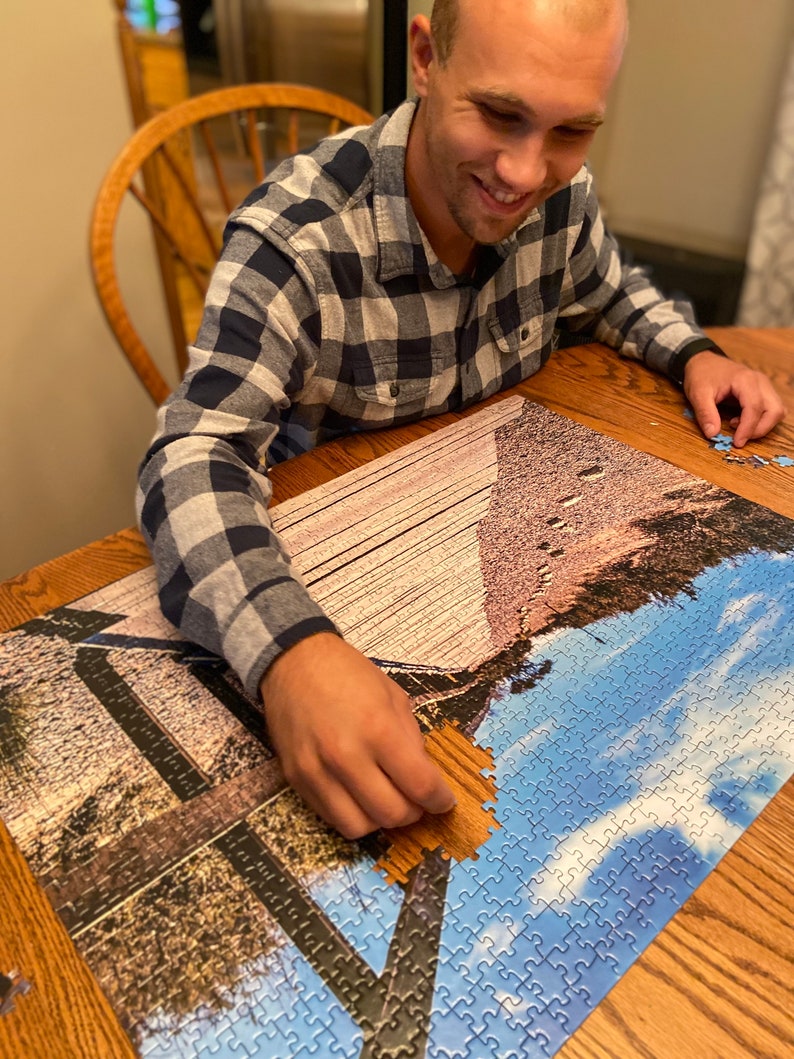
683, 406, 794, 468
0, 970, 32, 1017
0, 396, 792, 1058
709, 433, 735, 452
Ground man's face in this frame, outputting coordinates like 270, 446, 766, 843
407, 0, 626, 266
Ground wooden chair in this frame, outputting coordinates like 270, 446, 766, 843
113, 0, 190, 129
90, 83, 374, 404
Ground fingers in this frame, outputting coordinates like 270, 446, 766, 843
294, 762, 419, 841
314, 698, 455, 837
260, 632, 456, 839
731, 400, 785, 448
288, 732, 443, 840
381, 707, 457, 816
302, 726, 426, 838
328, 763, 425, 838
294, 771, 382, 840
684, 352, 733, 439
684, 353, 786, 449
687, 392, 721, 443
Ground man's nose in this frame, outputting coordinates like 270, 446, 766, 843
493, 134, 548, 194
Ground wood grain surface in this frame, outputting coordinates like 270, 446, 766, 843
0, 328, 792, 1057
0, 821, 136, 1059
0, 527, 151, 634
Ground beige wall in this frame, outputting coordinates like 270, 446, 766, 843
408, 1, 432, 22
2, 0, 172, 581
591, 0, 794, 260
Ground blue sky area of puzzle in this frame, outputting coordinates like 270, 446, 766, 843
138, 547, 794, 1059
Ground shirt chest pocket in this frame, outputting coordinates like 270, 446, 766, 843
487, 296, 552, 370
349, 342, 453, 418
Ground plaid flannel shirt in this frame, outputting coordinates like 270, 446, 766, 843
137, 99, 714, 697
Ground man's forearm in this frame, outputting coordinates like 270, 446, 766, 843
137, 434, 337, 697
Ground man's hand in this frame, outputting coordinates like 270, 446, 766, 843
259, 632, 457, 839
683, 350, 786, 448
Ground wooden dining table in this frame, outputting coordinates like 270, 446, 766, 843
1, 326, 792, 1059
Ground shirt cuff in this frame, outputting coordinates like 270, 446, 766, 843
667, 338, 728, 387
244, 614, 340, 699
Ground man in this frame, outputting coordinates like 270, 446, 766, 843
137, 0, 785, 840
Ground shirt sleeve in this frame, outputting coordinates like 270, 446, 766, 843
136, 216, 338, 699
556, 168, 721, 381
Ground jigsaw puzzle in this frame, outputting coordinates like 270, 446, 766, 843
1, 396, 793, 1058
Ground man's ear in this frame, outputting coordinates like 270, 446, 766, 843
409, 15, 435, 97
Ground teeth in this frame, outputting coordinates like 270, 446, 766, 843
484, 183, 524, 205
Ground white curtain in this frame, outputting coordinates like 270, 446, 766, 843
737, 41, 794, 326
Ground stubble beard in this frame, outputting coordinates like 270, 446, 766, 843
447, 177, 536, 248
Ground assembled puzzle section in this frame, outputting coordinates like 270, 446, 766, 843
0, 395, 793, 1058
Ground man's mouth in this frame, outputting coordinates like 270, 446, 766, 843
481, 181, 526, 206
476, 177, 533, 213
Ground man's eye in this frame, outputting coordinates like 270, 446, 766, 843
556, 126, 593, 139
480, 104, 521, 125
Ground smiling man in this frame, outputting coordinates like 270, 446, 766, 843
137, 0, 785, 841
406, 0, 625, 271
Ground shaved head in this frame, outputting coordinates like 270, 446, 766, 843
431, 0, 628, 66
430, 0, 459, 65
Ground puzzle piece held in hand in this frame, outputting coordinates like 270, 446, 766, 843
375, 721, 500, 886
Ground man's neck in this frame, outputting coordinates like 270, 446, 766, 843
405, 105, 477, 276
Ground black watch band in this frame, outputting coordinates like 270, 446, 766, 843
668, 339, 729, 387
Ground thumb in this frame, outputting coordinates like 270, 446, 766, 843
687, 394, 721, 440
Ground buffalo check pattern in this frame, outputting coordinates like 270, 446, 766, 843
137, 99, 716, 696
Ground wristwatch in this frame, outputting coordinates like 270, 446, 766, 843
668, 338, 728, 388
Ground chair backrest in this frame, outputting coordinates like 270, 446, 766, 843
91, 82, 374, 405
113, 0, 190, 129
